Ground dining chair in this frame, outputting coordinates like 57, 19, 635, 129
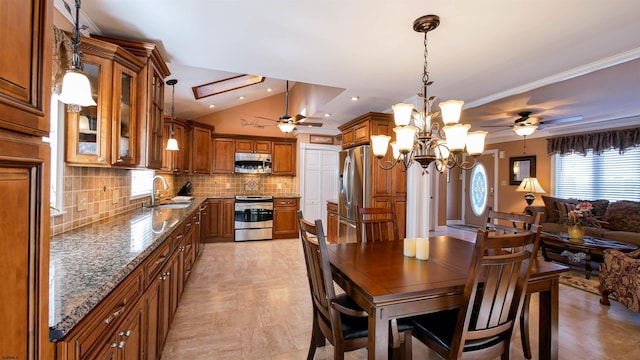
485, 206, 542, 359
297, 211, 412, 360
485, 206, 542, 235
408, 225, 542, 360
355, 206, 399, 242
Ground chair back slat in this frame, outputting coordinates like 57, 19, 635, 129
485, 206, 541, 236
356, 206, 399, 242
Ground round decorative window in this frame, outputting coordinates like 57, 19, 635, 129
470, 163, 488, 216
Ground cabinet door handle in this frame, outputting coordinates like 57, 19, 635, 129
117, 341, 125, 349
116, 159, 123, 163
176, 234, 183, 239
104, 304, 126, 324
154, 256, 166, 265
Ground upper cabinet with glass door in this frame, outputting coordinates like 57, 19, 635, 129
65, 36, 143, 167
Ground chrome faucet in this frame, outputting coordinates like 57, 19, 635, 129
151, 175, 169, 207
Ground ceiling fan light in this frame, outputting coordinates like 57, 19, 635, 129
513, 124, 537, 136
278, 122, 296, 133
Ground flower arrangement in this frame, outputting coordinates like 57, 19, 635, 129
564, 202, 604, 228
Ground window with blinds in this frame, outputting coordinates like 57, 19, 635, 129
554, 147, 640, 201
130, 169, 154, 198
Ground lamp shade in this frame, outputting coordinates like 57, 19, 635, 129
392, 103, 414, 126
166, 137, 179, 151
370, 135, 391, 158
516, 177, 546, 193
277, 122, 296, 133
390, 141, 402, 160
393, 126, 418, 154
58, 69, 97, 107
465, 130, 487, 156
439, 100, 464, 125
513, 124, 537, 136
442, 124, 470, 152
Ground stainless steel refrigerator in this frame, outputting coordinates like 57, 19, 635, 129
337, 145, 371, 243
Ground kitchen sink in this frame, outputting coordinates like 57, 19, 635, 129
146, 202, 192, 209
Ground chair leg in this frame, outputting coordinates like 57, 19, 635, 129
308, 315, 324, 360
402, 330, 412, 360
599, 285, 611, 306
520, 294, 532, 359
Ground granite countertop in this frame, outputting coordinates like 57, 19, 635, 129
48, 197, 206, 341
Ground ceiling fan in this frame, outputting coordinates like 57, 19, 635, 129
481, 111, 583, 135
256, 80, 323, 131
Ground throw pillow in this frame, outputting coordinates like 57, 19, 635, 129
579, 199, 610, 220
556, 201, 578, 222
542, 196, 575, 223
604, 201, 640, 232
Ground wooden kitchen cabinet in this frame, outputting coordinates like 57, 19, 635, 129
65, 36, 144, 167
341, 121, 370, 149
161, 117, 189, 174
0, 1, 52, 359
236, 139, 272, 153
190, 123, 213, 174
327, 201, 338, 243
91, 35, 171, 169
202, 198, 235, 242
93, 298, 144, 360
273, 197, 300, 239
212, 137, 235, 174
272, 141, 296, 175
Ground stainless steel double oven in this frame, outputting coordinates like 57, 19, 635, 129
234, 195, 273, 241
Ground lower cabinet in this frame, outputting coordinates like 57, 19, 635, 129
327, 201, 338, 243
56, 207, 202, 360
202, 198, 235, 242
273, 197, 300, 239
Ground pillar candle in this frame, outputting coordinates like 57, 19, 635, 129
403, 238, 416, 257
416, 237, 429, 260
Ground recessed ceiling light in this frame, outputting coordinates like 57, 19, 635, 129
351, 96, 360, 101
267, 88, 272, 92
324, 113, 331, 117
239, 96, 245, 100
209, 104, 215, 109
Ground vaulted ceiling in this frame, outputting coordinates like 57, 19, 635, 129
63, 0, 640, 142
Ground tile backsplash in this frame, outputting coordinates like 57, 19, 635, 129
51, 167, 297, 236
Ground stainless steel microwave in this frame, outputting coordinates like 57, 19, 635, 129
234, 153, 272, 174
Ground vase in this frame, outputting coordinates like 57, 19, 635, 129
568, 224, 585, 239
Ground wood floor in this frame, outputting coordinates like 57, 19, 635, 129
162, 229, 640, 359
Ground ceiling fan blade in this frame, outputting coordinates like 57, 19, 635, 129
256, 116, 277, 122
539, 115, 583, 125
480, 124, 514, 128
297, 122, 323, 127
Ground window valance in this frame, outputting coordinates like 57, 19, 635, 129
547, 126, 640, 156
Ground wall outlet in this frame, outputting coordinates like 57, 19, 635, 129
277, 183, 282, 190
225, 183, 231, 189
77, 192, 88, 211
113, 189, 119, 204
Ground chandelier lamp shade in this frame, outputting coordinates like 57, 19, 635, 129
165, 79, 179, 151
516, 177, 546, 205
58, 0, 96, 113
370, 15, 487, 174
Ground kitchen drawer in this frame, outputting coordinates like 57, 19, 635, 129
61, 267, 143, 359
145, 240, 171, 287
274, 198, 298, 207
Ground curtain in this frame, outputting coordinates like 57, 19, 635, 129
547, 126, 640, 156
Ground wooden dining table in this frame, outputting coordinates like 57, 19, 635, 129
327, 235, 569, 360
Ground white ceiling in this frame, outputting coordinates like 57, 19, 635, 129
67, 0, 640, 142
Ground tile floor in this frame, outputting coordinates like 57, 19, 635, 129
162, 230, 640, 360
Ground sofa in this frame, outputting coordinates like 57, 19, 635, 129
525, 196, 640, 247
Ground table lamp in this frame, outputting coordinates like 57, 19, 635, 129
516, 177, 546, 205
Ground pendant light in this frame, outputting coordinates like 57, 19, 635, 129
58, 0, 96, 112
166, 79, 179, 151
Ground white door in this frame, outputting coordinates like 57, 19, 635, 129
300, 144, 340, 232
463, 150, 498, 227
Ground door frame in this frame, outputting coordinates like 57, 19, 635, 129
461, 149, 499, 224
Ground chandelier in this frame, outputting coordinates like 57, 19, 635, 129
370, 15, 487, 174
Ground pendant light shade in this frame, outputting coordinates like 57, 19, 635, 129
57, 0, 95, 112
